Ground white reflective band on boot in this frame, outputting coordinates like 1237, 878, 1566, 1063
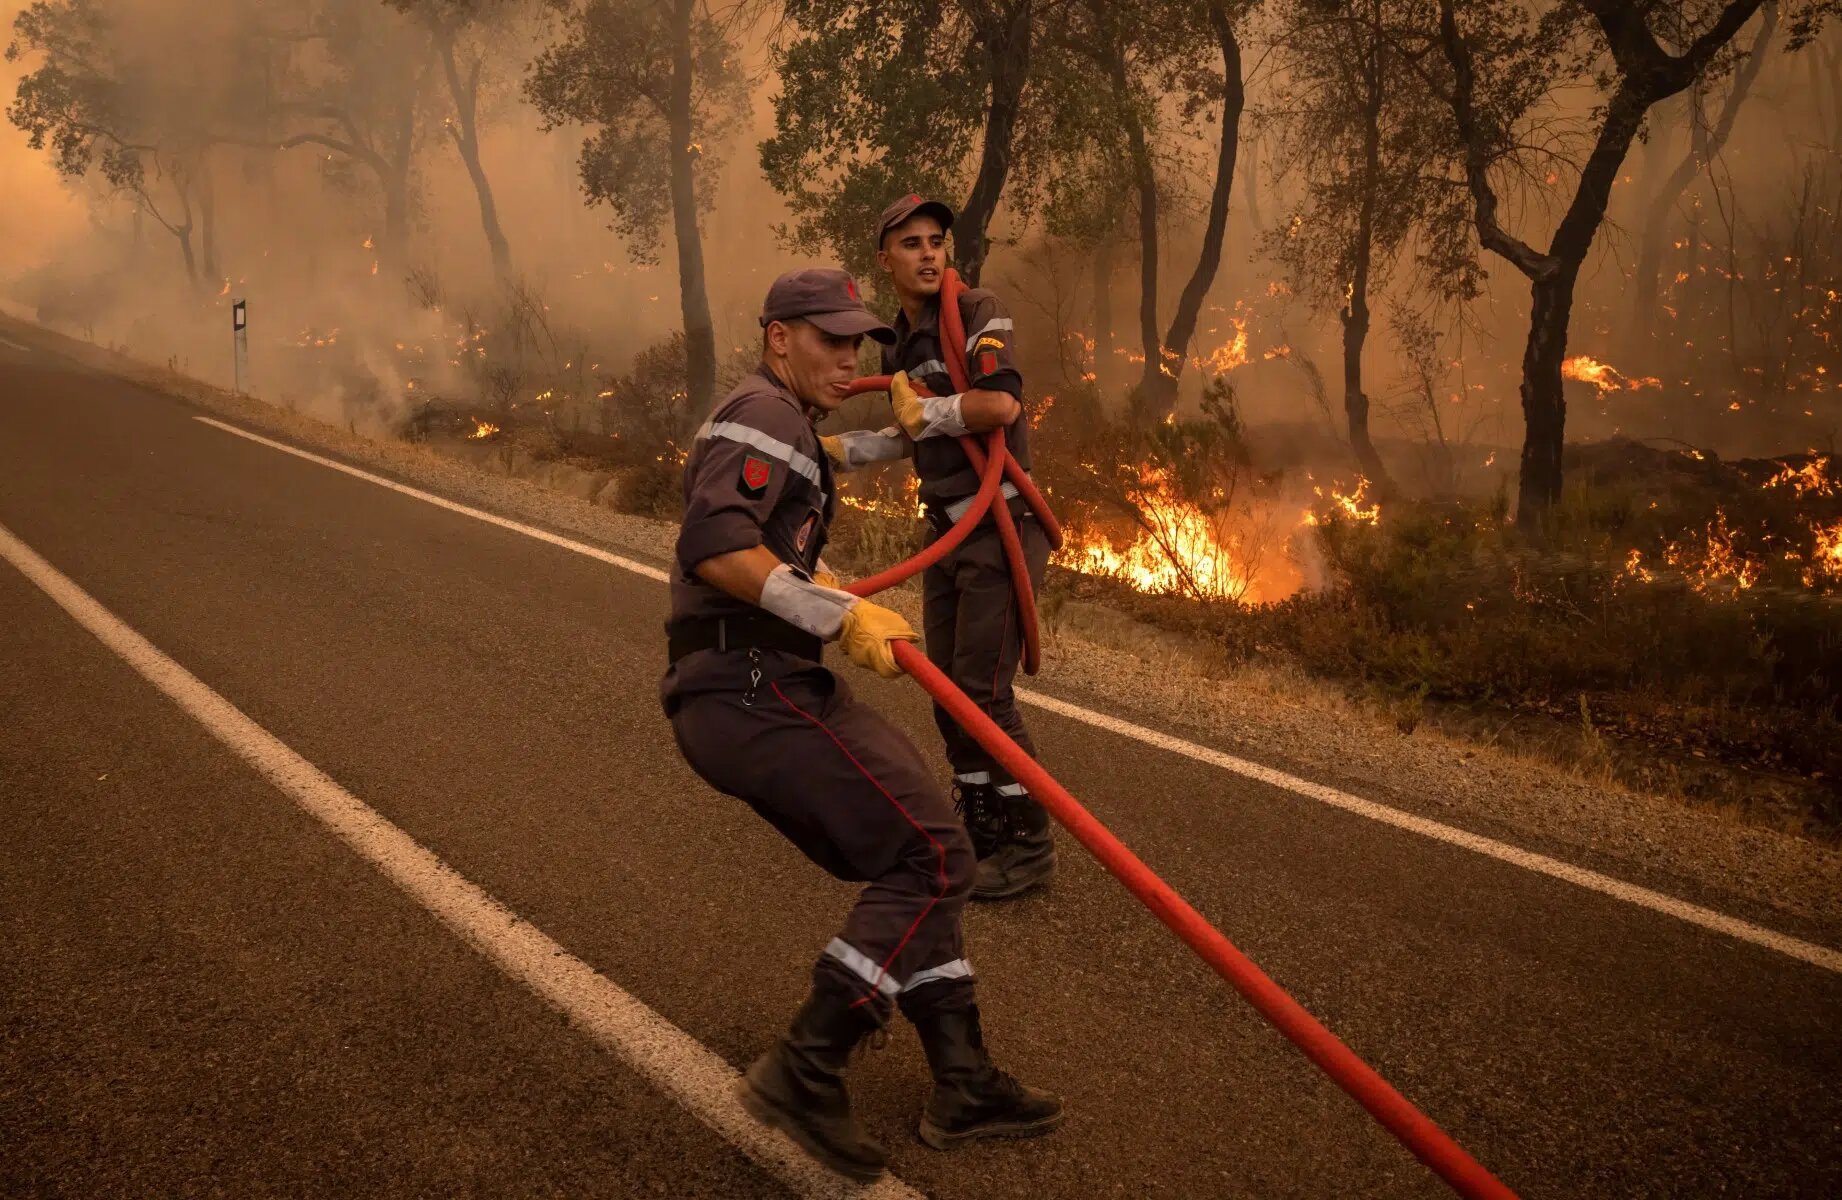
994, 783, 1027, 797
824, 937, 902, 997
902, 958, 974, 992
942, 482, 1020, 523
759, 564, 857, 641
953, 772, 992, 785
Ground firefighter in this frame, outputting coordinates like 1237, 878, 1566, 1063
826, 195, 1056, 901
663, 267, 1063, 1182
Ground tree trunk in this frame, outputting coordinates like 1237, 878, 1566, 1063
1092, 237, 1115, 393
382, 166, 410, 276
435, 26, 513, 282
956, 0, 1032, 285
1140, 2, 1242, 413
1343, 24, 1388, 487
377, 50, 432, 278
1116, 71, 1161, 402
175, 223, 199, 286
1518, 270, 1575, 518
198, 154, 220, 282
668, 0, 716, 411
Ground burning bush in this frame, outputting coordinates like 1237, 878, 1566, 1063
1040, 378, 1316, 605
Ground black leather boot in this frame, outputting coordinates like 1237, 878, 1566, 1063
971, 789, 1056, 901
908, 999, 1064, 1150
953, 780, 1005, 861
736, 987, 888, 1181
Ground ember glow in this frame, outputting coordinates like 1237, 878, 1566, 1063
1563, 355, 1661, 394
1763, 454, 1837, 498
1190, 316, 1249, 375
1663, 510, 1762, 597
1307, 477, 1381, 525
839, 473, 921, 518
466, 418, 500, 440
1805, 521, 1842, 587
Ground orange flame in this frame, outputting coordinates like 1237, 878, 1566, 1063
1663, 510, 1761, 596
1763, 454, 1836, 498
1563, 355, 1660, 394
466, 418, 500, 440
1054, 466, 1253, 601
1805, 521, 1842, 587
1307, 477, 1381, 526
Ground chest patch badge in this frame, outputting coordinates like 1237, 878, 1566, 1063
739, 453, 773, 498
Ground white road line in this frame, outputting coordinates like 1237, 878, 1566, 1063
193, 418, 669, 583
192, 414, 1842, 976
0, 519, 918, 1200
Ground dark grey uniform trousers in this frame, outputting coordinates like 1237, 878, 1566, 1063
668, 652, 976, 1016
922, 517, 1052, 785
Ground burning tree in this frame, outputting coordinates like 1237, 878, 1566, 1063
1435, 0, 1836, 521
526, 0, 746, 413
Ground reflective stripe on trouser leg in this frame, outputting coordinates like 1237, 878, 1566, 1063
901, 958, 974, 993
823, 938, 904, 998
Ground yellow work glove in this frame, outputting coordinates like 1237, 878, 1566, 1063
888, 370, 929, 440
818, 434, 848, 470
838, 599, 919, 679
813, 567, 842, 590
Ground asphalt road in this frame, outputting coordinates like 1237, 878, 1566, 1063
2, 331, 1838, 1199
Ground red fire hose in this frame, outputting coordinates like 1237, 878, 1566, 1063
843, 269, 1060, 673
841, 271, 1517, 1199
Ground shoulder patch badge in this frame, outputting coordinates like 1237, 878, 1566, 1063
974, 335, 1005, 353
978, 350, 1000, 377
740, 453, 773, 498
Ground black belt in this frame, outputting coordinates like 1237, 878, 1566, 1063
666, 613, 823, 664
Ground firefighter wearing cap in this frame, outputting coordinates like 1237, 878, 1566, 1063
823, 195, 1057, 902
663, 267, 1062, 1182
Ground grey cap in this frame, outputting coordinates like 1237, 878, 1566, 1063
876, 193, 955, 249
759, 268, 895, 345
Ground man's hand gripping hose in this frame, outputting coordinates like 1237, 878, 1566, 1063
833, 268, 1519, 1199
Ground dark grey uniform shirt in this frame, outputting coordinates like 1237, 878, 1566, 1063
669, 364, 836, 628
663, 366, 837, 709
880, 287, 1031, 509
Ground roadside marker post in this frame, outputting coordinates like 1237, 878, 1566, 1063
232, 299, 249, 395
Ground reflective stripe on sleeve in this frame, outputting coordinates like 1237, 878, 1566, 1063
695, 420, 824, 487
909, 358, 949, 381
965, 318, 1013, 352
